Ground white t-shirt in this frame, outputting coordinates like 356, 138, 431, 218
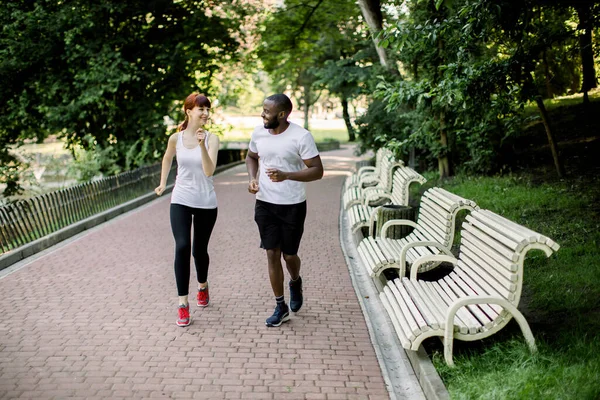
249, 122, 320, 205
171, 132, 217, 209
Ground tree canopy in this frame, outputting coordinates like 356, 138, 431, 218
1, 0, 252, 195
1, 0, 598, 196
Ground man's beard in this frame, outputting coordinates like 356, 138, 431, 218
264, 118, 280, 129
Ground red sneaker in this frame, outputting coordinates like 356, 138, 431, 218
176, 304, 191, 327
197, 286, 209, 307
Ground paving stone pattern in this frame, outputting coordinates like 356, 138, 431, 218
0, 145, 418, 399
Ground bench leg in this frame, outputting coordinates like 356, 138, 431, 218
506, 305, 537, 354
443, 300, 537, 367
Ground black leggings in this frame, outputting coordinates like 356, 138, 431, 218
170, 204, 218, 296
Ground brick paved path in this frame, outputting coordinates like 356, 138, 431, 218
0, 145, 422, 399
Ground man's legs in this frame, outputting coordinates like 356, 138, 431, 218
265, 247, 290, 327
282, 254, 301, 281
283, 254, 303, 312
255, 200, 306, 326
267, 248, 284, 297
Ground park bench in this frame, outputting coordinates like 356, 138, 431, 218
342, 153, 403, 210
378, 209, 560, 366
346, 166, 426, 235
343, 148, 398, 190
357, 187, 478, 285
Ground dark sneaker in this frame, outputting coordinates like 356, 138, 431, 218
289, 276, 303, 313
265, 303, 290, 327
176, 304, 191, 327
197, 285, 209, 307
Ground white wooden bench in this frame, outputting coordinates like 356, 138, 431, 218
379, 209, 560, 366
357, 187, 478, 284
343, 148, 398, 190
347, 166, 427, 234
342, 153, 403, 210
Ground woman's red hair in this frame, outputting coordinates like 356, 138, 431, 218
178, 93, 211, 131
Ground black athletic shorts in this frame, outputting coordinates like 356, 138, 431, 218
254, 199, 307, 255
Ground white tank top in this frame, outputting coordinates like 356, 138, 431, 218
170, 131, 217, 209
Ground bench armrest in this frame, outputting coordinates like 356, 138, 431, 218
409, 252, 456, 280
356, 166, 376, 175
357, 173, 380, 187
380, 219, 418, 238
363, 186, 384, 197
363, 192, 392, 207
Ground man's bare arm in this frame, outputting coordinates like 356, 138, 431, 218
246, 150, 260, 193
266, 155, 324, 182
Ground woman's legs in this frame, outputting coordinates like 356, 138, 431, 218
191, 207, 218, 288
170, 204, 193, 305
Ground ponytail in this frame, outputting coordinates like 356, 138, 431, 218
178, 117, 188, 132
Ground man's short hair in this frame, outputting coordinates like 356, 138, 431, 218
266, 94, 293, 114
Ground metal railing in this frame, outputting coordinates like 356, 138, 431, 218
0, 163, 175, 256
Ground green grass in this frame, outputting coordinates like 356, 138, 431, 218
522, 88, 600, 117
308, 128, 350, 143
220, 127, 350, 144
418, 174, 600, 399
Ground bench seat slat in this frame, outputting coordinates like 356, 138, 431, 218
410, 280, 455, 330
390, 279, 430, 332
403, 279, 443, 330
423, 281, 470, 334
441, 275, 491, 332
430, 280, 481, 333
380, 288, 414, 347
434, 278, 482, 333
446, 272, 498, 327
382, 289, 421, 342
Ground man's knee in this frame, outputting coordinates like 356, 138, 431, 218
282, 253, 299, 263
266, 248, 281, 262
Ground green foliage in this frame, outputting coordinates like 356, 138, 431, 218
354, 98, 421, 161
124, 138, 153, 171
356, 0, 597, 176
69, 135, 121, 182
257, 0, 369, 130
0, 0, 247, 195
0, 153, 25, 197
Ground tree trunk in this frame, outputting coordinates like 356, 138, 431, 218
356, 0, 392, 72
535, 96, 565, 177
341, 97, 356, 142
438, 111, 451, 178
576, 4, 597, 104
303, 84, 311, 130
542, 49, 553, 98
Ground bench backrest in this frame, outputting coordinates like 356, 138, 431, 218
456, 209, 560, 307
365, 148, 394, 174
410, 187, 478, 245
376, 155, 404, 192
388, 167, 427, 205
